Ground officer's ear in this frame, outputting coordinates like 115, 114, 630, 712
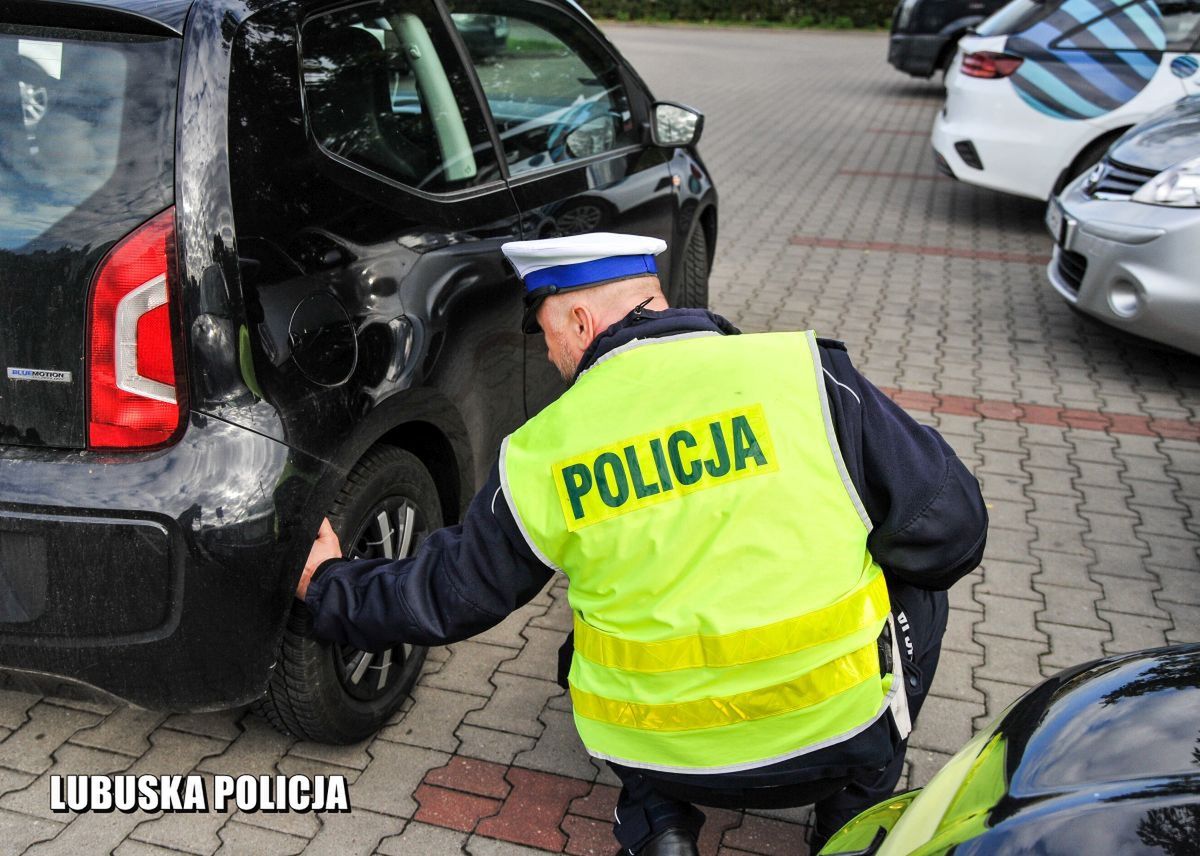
568, 304, 593, 346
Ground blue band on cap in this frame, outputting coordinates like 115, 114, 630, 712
523, 255, 657, 293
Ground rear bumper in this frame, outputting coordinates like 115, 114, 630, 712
888, 33, 948, 78
0, 413, 329, 710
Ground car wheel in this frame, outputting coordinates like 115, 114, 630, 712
678, 223, 710, 309
254, 446, 440, 743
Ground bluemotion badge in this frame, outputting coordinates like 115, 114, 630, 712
7, 367, 72, 384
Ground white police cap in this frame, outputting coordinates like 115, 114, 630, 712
501, 233, 668, 333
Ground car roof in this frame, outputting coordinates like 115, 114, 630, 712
47, 0, 194, 34
52, 0, 593, 37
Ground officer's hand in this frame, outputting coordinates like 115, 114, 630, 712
296, 518, 342, 601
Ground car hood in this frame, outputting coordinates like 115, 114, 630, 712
1110, 96, 1200, 173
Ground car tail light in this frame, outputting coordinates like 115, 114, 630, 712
961, 51, 1024, 78
87, 207, 183, 450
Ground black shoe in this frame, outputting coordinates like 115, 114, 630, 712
637, 827, 700, 856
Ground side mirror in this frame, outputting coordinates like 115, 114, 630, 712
651, 101, 704, 148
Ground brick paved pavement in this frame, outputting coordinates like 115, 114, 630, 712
3, 26, 1197, 855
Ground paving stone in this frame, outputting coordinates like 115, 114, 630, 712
979, 527, 1036, 564
1131, 503, 1193, 538
1092, 574, 1170, 619
0, 703, 103, 775
421, 641, 519, 698
974, 634, 1048, 688
905, 747, 955, 791
475, 767, 590, 852
0, 807, 63, 852
463, 674, 564, 739
454, 725, 538, 766
351, 741, 448, 819
909, 694, 983, 756
1153, 565, 1200, 606
160, 711, 243, 743
129, 774, 236, 855
377, 820, 469, 855
114, 841, 194, 856
498, 628, 568, 681
305, 807, 404, 856
1030, 519, 1091, 557
512, 707, 596, 782
70, 707, 168, 758
214, 821, 307, 856
413, 783, 501, 832
942, 608, 984, 656
720, 813, 806, 856
0, 690, 40, 730
974, 560, 1039, 601
1142, 535, 1200, 571
1039, 622, 1112, 673
1030, 550, 1101, 591
197, 715, 292, 777
528, 585, 574, 634
426, 756, 512, 801
1099, 610, 1172, 654
1163, 603, 1200, 643
474, 601, 553, 650
464, 833, 551, 855
1086, 542, 1155, 579
1025, 491, 1085, 524
974, 679, 1029, 725
976, 593, 1046, 642
1035, 584, 1106, 630
1122, 478, 1186, 509
1079, 512, 1145, 548
378, 686, 487, 753
562, 812, 612, 856
0, 742, 129, 821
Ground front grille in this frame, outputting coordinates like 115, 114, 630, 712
1056, 249, 1087, 293
1088, 158, 1157, 199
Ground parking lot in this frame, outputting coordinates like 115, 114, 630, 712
1, 24, 1197, 856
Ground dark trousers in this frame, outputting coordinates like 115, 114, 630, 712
609, 583, 949, 854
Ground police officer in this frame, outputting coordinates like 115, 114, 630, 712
296, 233, 988, 855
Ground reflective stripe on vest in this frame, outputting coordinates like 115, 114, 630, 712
500, 330, 893, 773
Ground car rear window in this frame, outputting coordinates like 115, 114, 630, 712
0, 27, 179, 250
975, 0, 1056, 35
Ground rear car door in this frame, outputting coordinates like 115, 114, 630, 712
227, 0, 526, 484
443, 0, 682, 415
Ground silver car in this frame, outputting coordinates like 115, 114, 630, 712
1047, 96, 1200, 356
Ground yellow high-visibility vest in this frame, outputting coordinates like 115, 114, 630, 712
500, 330, 901, 773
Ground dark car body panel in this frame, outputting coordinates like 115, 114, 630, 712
888, 0, 1007, 77
1109, 94, 1200, 172
0, 0, 716, 708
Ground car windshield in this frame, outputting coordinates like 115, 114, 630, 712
0, 28, 179, 250
975, 0, 1054, 35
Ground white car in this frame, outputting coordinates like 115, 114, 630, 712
932, 0, 1200, 200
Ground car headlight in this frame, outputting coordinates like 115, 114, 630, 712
1132, 154, 1200, 207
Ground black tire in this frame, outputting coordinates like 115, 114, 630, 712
678, 223, 710, 309
254, 446, 441, 743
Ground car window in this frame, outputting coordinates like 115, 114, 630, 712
1047, 0, 1188, 52
301, 0, 499, 192
1157, 0, 1200, 49
0, 29, 177, 250
444, 1, 638, 177
975, 0, 1057, 37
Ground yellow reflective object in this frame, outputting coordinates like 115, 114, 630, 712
574, 571, 889, 673
570, 642, 880, 732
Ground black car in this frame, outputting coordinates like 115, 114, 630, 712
821, 644, 1200, 854
0, 0, 716, 743
888, 0, 1008, 78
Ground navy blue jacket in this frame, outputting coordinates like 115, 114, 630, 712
306, 308, 986, 649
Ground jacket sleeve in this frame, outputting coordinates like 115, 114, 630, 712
818, 341, 988, 590
304, 460, 555, 651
